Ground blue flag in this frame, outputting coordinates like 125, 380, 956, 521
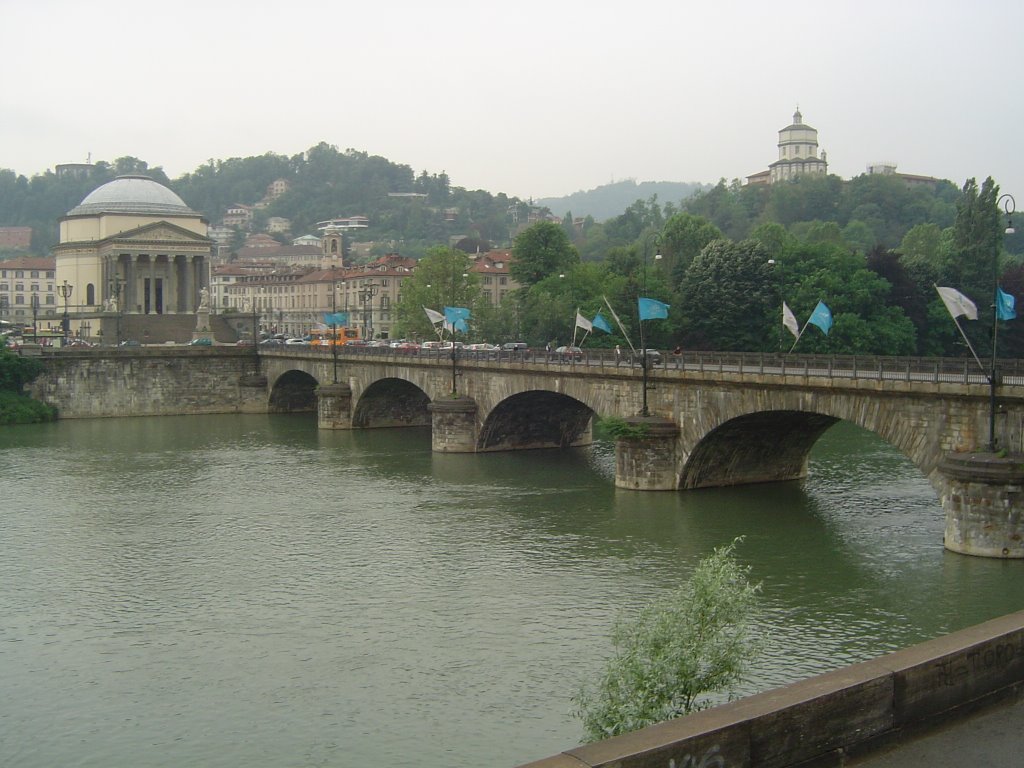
997, 287, 1017, 321
323, 312, 349, 326
592, 312, 613, 334
444, 306, 471, 323
807, 301, 833, 336
638, 297, 670, 321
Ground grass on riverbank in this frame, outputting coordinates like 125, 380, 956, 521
0, 391, 57, 425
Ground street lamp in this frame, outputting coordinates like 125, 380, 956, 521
330, 279, 342, 383
638, 234, 662, 416
989, 193, 1016, 451
448, 272, 469, 395
30, 293, 39, 344
358, 282, 379, 341
57, 280, 73, 343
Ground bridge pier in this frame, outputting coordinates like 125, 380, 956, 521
316, 383, 353, 429
938, 452, 1024, 558
428, 396, 478, 452
238, 373, 268, 413
614, 416, 680, 490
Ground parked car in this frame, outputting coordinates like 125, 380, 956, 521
188, 337, 213, 346
284, 338, 307, 345
236, 338, 255, 347
553, 345, 583, 361
501, 342, 529, 352
464, 342, 499, 359
629, 348, 662, 365
259, 338, 284, 346
344, 339, 369, 347
392, 342, 420, 355
119, 339, 141, 347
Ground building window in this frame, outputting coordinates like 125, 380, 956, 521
31, 271, 39, 278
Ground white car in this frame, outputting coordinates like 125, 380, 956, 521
284, 338, 307, 345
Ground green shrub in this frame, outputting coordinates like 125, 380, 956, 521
0, 391, 57, 424
574, 538, 762, 741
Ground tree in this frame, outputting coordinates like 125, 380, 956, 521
510, 220, 578, 286
394, 246, 479, 340
660, 212, 724, 286
574, 539, 761, 742
678, 239, 777, 351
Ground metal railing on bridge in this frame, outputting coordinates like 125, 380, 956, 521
262, 344, 1024, 387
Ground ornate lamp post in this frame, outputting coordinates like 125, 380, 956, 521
448, 272, 468, 395
639, 235, 662, 416
989, 193, 1016, 451
330, 279, 342, 383
358, 282, 379, 341
30, 293, 39, 344
57, 280, 73, 343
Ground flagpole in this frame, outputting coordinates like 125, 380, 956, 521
788, 319, 810, 354
603, 296, 637, 353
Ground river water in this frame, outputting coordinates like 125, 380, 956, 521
2, 415, 1023, 768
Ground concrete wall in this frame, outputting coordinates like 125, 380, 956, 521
517, 611, 1024, 768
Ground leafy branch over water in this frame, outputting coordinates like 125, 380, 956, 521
574, 538, 762, 741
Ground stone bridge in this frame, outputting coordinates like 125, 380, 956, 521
26, 346, 1024, 557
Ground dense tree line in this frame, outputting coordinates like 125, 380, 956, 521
406, 175, 1021, 360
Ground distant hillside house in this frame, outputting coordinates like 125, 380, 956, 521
223, 203, 254, 229
865, 162, 940, 190
0, 226, 33, 250
747, 109, 828, 185
317, 216, 369, 231
266, 216, 291, 234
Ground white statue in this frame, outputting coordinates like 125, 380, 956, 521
198, 287, 209, 310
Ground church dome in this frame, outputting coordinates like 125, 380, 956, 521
67, 175, 197, 217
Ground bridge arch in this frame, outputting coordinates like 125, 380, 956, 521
478, 390, 594, 451
353, 376, 431, 428
677, 390, 949, 494
269, 369, 319, 413
680, 410, 839, 489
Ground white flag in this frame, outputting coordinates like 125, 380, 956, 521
782, 302, 799, 340
424, 306, 445, 325
936, 286, 978, 321
575, 311, 593, 332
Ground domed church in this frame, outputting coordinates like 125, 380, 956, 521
54, 175, 212, 339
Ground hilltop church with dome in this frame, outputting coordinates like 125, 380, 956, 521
54, 175, 212, 328
746, 109, 829, 185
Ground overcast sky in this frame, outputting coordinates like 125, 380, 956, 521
3, 0, 1022, 204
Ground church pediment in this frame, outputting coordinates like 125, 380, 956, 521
102, 221, 212, 246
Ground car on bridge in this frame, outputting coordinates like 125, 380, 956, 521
188, 338, 213, 346
629, 348, 662, 365
552, 345, 583, 362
